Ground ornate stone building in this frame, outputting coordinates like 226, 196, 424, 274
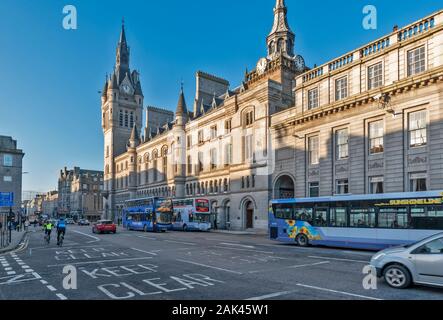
102, 1, 443, 231
58, 167, 104, 221
271, 10, 443, 200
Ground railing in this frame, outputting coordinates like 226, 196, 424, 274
328, 54, 354, 72
303, 66, 325, 83
360, 37, 390, 58
398, 17, 435, 42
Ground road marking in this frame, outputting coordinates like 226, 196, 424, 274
176, 259, 243, 275
341, 250, 374, 256
4, 267, 12, 271
56, 293, 68, 300
309, 256, 369, 264
245, 290, 296, 300
214, 246, 274, 254
21, 265, 30, 269
249, 261, 330, 274
164, 240, 196, 246
47, 257, 153, 267
136, 236, 157, 240
25, 269, 34, 273
130, 248, 161, 256
72, 230, 100, 243
220, 242, 255, 249
295, 284, 382, 300
47, 285, 57, 292
7, 271, 16, 275
40, 280, 48, 285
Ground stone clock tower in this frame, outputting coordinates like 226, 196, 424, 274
101, 21, 143, 220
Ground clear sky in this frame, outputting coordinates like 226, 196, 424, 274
0, 0, 441, 193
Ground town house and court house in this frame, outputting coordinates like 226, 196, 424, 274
101, 1, 443, 231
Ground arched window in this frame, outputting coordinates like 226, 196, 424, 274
124, 111, 129, 127
277, 38, 284, 52
269, 41, 274, 55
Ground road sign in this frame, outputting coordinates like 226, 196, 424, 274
0, 193, 14, 207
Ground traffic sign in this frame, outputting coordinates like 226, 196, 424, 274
0, 193, 14, 207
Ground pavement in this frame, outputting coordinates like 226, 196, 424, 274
0, 229, 27, 254
0, 225, 442, 301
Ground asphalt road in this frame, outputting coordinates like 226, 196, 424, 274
0, 225, 442, 300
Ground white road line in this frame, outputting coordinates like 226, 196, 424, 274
295, 284, 382, 300
72, 230, 100, 243
47, 257, 153, 267
309, 256, 369, 264
21, 265, 30, 269
130, 248, 161, 256
25, 269, 34, 273
136, 236, 157, 240
40, 280, 48, 285
56, 293, 68, 300
245, 291, 296, 300
47, 285, 57, 292
7, 271, 16, 275
249, 261, 330, 274
4, 267, 12, 271
341, 250, 374, 256
176, 259, 243, 275
214, 246, 274, 254
220, 243, 255, 249
164, 240, 196, 246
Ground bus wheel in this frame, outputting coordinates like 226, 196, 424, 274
296, 234, 309, 247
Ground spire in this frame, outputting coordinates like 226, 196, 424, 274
267, 0, 295, 59
108, 73, 118, 90
102, 75, 108, 97
175, 84, 188, 116
270, 0, 290, 34
129, 123, 140, 147
115, 19, 130, 83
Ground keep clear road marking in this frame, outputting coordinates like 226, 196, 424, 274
309, 256, 369, 264
130, 248, 161, 256
246, 284, 382, 301
72, 230, 100, 243
176, 259, 243, 275
219, 243, 255, 249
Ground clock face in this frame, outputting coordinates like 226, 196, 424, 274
122, 84, 131, 94
256, 58, 268, 75
294, 55, 305, 71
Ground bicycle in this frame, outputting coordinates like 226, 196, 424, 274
57, 233, 64, 247
44, 233, 50, 245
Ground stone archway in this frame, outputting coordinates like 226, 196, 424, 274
274, 174, 295, 199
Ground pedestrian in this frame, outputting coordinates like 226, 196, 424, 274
25, 220, 30, 231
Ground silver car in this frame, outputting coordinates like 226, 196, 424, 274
371, 233, 443, 289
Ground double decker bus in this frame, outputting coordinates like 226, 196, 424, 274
123, 197, 173, 233
171, 198, 211, 232
269, 191, 443, 250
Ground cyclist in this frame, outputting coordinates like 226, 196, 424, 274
44, 220, 53, 242
56, 218, 67, 246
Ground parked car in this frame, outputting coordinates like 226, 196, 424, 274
371, 232, 443, 289
66, 218, 75, 225
92, 220, 117, 234
78, 219, 90, 226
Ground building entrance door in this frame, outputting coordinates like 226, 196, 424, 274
245, 201, 254, 229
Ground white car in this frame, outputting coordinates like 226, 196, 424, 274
371, 233, 443, 289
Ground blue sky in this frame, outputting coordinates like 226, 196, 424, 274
0, 0, 441, 193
